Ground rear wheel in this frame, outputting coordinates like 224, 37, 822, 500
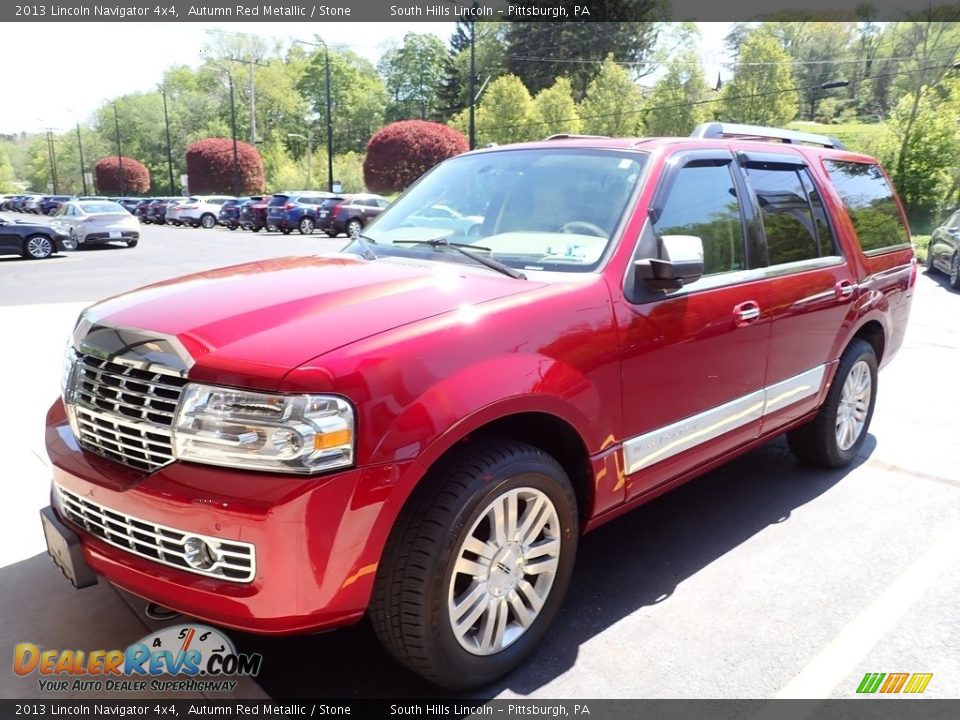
200, 213, 216, 229
369, 439, 578, 690
23, 234, 54, 259
299, 217, 315, 235
281, 228, 292, 235
325, 230, 337, 238
346, 218, 362, 237
251, 226, 262, 233
787, 338, 877, 468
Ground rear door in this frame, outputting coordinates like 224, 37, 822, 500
737, 150, 853, 431
620, 149, 772, 500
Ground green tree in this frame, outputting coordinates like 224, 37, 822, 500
437, 22, 509, 121
643, 27, 710, 136
504, 15, 661, 99
0, 146, 17, 192
471, 75, 537, 145
717, 29, 798, 126
579, 56, 644, 137
533, 78, 582, 136
379, 32, 448, 121
298, 48, 389, 154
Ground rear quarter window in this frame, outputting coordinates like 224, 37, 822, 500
823, 160, 910, 254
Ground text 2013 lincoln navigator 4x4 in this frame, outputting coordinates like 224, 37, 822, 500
42, 123, 916, 689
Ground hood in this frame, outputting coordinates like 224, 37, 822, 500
83, 254, 545, 389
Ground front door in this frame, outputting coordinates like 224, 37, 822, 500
617, 150, 771, 500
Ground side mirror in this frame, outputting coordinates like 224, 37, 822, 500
634, 234, 705, 291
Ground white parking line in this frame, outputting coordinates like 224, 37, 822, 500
773, 525, 960, 699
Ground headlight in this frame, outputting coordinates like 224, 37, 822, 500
60, 345, 81, 440
172, 384, 354, 474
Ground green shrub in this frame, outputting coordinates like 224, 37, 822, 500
913, 235, 931, 263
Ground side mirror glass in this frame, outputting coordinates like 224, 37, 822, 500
635, 234, 705, 291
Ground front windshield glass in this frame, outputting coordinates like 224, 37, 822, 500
357, 147, 646, 273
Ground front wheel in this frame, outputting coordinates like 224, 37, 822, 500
369, 439, 578, 690
299, 217, 315, 235
23, 234, 54, 259
346, 219, 362, 237
200, 214, 216, 229
787, 338, 877, 468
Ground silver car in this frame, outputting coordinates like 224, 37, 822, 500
52, 200, 140, 249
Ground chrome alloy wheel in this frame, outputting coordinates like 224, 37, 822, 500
27, 236, 53, 258
836, 359, 871, 451
448, 487, 561, 656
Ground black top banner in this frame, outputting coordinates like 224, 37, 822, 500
4, 0, 959, 23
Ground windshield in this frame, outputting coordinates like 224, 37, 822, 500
355, 147, 646, 273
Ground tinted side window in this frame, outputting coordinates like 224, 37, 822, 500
823, 160, 910, 253
654, 163, 745, 276
798, 169, 838, 255
747, 165, 818, 265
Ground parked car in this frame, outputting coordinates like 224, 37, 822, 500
11, 194, 32, 212
0, 214, 75, 259
52, 199, 140, 248
0, 194, 18, 210
266, 191, 335, 235
23, 194, 46, 213
116, 197, 145, 214
175, 195, 236, 229
240, 196, 269, 232
134, 199, 154, 223
40, 195, 74, 216
316, 193, 390, 237
218, 197, 250, 230
927, 210, 960, 289
148, 197, 187, 225
42, 123, 916, 690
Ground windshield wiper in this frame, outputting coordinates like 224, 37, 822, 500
348, 233, 377, 260
392, 238, 526, 280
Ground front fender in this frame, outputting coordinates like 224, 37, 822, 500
368, 352, 607, 468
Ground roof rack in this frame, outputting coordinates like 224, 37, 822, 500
544, 133, 611, 140
690, 122, 845, 150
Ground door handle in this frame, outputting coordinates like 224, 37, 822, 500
835, 280, 856, 299
733, 301, 761, 326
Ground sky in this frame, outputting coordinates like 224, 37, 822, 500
0, 21, 731, 135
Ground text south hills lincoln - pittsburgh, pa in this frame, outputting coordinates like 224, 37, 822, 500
389, 4, 588, 18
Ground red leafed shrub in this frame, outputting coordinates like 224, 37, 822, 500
363, 121, 468, 193
94, 156, 150, 194
185, 138, 264, 195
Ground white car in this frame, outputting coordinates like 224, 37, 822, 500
23, 194, 45, 213
175, 195, 236, 228
53, 200, 140, 249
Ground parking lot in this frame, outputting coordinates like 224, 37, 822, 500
1, 221, 957, 700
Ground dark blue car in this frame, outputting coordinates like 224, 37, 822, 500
39, 195, 74, 215
265, 192, 335, 235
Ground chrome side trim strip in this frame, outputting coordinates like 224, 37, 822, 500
623, 391, 765, 474
623, 364, 826, 474
762, 365, 825, 415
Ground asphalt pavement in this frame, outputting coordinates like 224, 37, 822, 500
0, 220, 957, 701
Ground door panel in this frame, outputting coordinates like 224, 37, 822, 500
618, 152, 771, 500
0, 229, 22, 254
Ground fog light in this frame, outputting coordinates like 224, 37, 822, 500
183, 537, 217, 570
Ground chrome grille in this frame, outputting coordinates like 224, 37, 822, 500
71, 354, 187, 472
55, 484, 256, 583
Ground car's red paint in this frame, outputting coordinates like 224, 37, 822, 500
45, 137, 915, 634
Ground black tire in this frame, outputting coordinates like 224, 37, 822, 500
281, 228, 292, 235
325, 230, 338, 238
299, 217, 315, 235
22, 234, 54, 259
227, 224, 237, 231
251, 226, 262, 233
200, 213, 216, 229
369, 438, 578, 690
950, 253, 960, 290
346, 218, 363, 237
787, 338, 878, 468
125, 238, 138, 248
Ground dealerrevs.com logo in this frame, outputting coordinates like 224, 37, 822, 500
856, 672, 933, 695
14, 624, 262, 693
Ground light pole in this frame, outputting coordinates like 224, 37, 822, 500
44, 130, 59, 194
295, 37, 335, 193
113, 103, 125, 196
160, 84, 176, 195
66, 109, 87, 195
288, 131, 314, 187
442, 1, 478, 149
211, 65, 242, 196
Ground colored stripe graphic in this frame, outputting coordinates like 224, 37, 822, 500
857, 672, 932, 694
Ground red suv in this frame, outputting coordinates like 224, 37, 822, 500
43, 124, 915, 689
